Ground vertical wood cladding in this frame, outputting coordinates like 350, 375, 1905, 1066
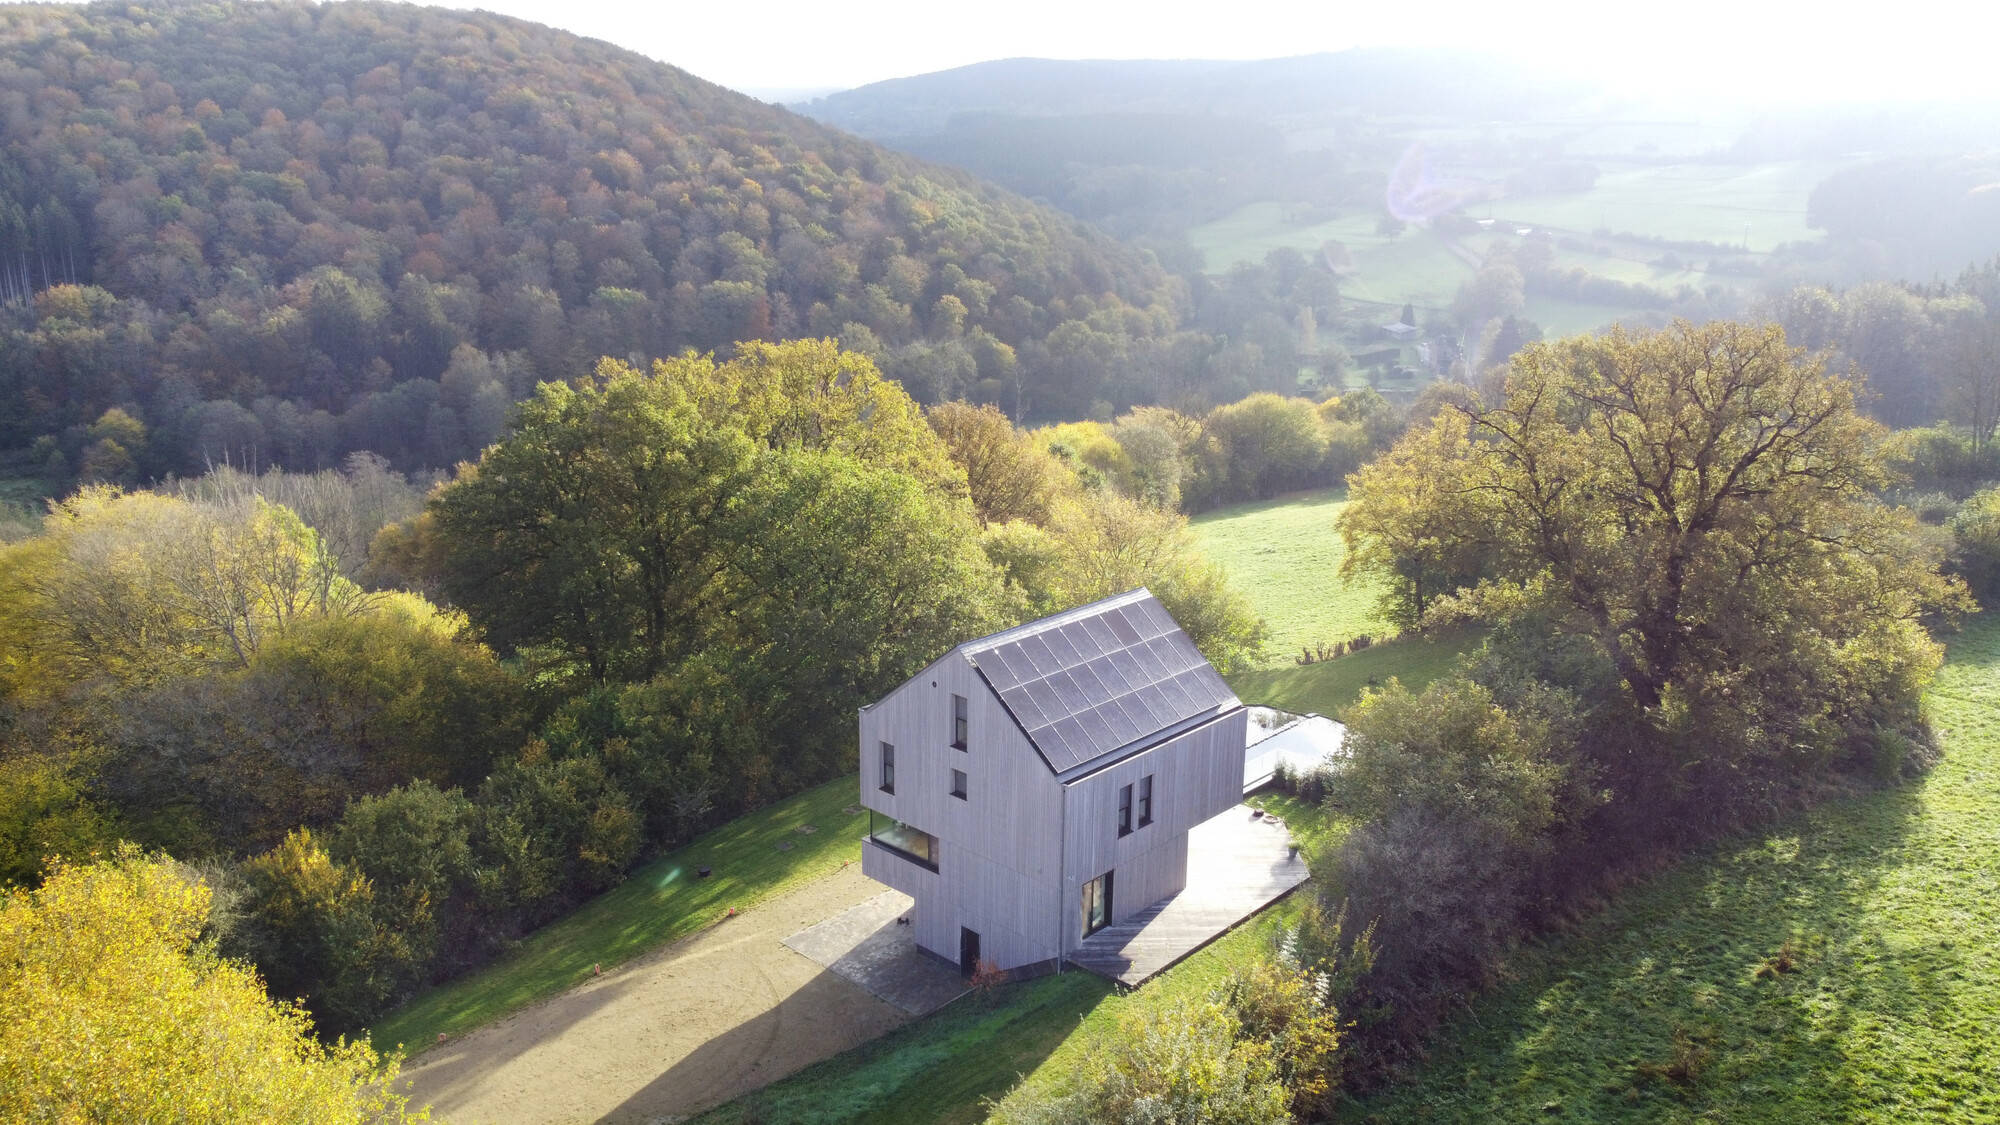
859, 593, 1249, 972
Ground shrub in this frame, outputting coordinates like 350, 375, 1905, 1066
0, 847, 424, 1122
233, 829, 416, 1035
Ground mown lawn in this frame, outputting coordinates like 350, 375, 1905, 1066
694, 888, 1321, 1125
685, 972, 1115, 1125
367, 776, 868, 1054
1227, 626, 1480, 719
1189, 488, 1389, 670
1340, 615, 2000, 1123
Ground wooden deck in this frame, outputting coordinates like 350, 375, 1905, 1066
1067, 805, 1309, 986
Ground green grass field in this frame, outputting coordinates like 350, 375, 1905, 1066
1189, 489, 1389, 669
367, 776, 868, 1054
686, 972, 1116, 1125
1227, 625, 1481, 719
1494, 160, 1841, 252
1188, 204, 1473, 308
1339, 615, 2000, 1123
1186, 158, 1845, 345
1187, 487, 1472, 716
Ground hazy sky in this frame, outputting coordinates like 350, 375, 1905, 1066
454, 0, 2000, 102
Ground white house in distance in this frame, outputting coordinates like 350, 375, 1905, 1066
858, 588, 1253, 977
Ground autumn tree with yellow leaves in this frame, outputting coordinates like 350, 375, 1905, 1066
0, 847, 426, 1124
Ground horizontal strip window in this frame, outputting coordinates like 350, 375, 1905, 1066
868, 810, 939, 872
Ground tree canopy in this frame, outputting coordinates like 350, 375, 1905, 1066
0, 847, 425, 1123
0, 0, 1193, 481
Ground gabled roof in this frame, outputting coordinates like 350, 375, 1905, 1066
960, 588, 1241, 778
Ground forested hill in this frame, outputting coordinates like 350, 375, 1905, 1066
0, 0, 1185, 482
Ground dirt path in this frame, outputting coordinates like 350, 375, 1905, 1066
400, 864, 908, 1125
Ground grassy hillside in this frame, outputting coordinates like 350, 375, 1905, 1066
1227, 625, 1480, 719
1188, 489, 1389, 669
1189, 487, 1468, 717
368, 777, 867, 1054
1341, 615, 2000, 1123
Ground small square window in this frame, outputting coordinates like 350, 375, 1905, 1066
1117, 783, 1133, 836
1138, 775, 1153, 827
879, 742, 895, 794
951, 769, 968, 800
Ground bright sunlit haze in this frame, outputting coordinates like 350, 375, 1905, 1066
450, 0, 2000, 104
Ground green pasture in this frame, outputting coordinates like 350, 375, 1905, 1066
1227, 625, 1481, 719
1188, 488, 1389, 669
1188, 157, 1847, 341
686, 972, 1115, 1125
367, 777, 868, 1055
1341, 615, 2000, 1123
1189, 204, 1474, 308
1494, 160, 1842, 252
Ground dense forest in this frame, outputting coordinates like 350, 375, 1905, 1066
0, 0, 1353, 488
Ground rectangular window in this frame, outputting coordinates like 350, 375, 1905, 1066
951, 694, 968, 750
951, 768, 968, 800
1081, 870, 1114, 938
879, 742, 895, 794
1117, 783, 1133, 837
1138, 775, 1153, 827
868, 812, 938, 871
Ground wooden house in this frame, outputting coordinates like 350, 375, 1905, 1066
858, 588, 1248, 976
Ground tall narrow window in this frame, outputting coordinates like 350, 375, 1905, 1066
1117, 783, 1133, 837
950, 768, 968, 800
1138, 775, 1153, 827
951, 694, 968, 750
1081, 871, 1114, 938
879, 742, 895, 794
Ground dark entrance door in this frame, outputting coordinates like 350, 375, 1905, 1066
959, 926, 981, 977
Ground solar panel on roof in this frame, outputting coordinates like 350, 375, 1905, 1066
1127, 641, 1168, 681
980, 644, 1024, 688
1104, 647, 1146, 686
1065, 624, 1105, 659
1087, 655, 1132, 695
1021, 679, 1065, 724
958, 590, 1241, 775
1102, 607, 1142, 645
1019, 634, 1059, 675
1045, 669, 1088, 713
1068, 662, 1109, 700
1078, 616, 1118, 652
1042, 627, 1082, 667
1003, 686, 1048, 729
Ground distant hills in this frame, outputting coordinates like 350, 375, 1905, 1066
791, 51, 1593, 139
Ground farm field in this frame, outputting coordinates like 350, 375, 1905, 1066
1494, 159, 1842, 251
1188, 204, 1472, 308
368, 776, 868, 1054
1341, 614, 2000, 1123
1188, 158, 1846, 347
1188, 488, 1388, 668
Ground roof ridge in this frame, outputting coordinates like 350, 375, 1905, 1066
955, 589, 1241, 776
957, 586, 1154, 653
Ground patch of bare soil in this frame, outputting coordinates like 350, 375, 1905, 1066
399, 864, 905, 1124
